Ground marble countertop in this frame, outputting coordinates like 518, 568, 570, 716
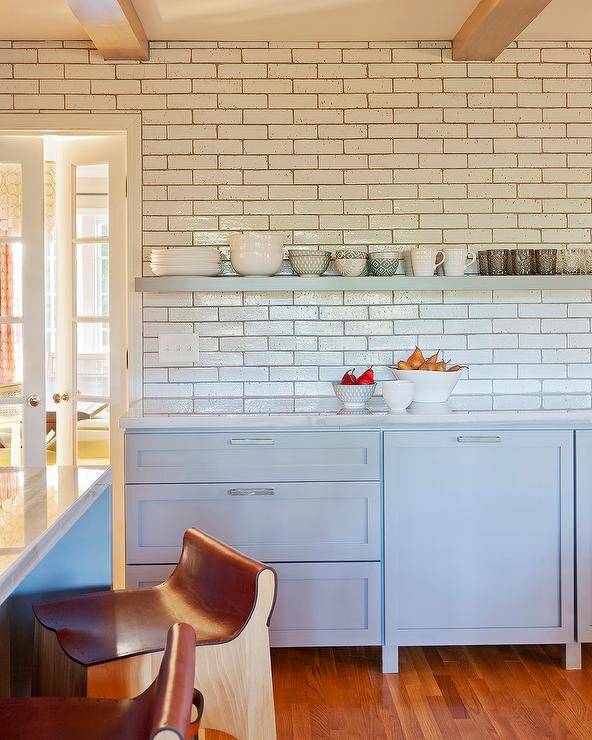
0, 466, 111, 604
120, 398, 592, 430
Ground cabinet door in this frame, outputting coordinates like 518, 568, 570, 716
126, 561, 382, 648
576, 430, 592, 643
384, 430, 574, 646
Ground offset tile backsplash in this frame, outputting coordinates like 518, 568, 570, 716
1, 39, 592, 411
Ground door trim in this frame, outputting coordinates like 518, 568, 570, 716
0, 113, 141, 589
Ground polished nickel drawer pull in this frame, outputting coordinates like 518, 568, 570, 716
228, 488, 275, 496
229, 438, 275, 446
457, 436, 502, 444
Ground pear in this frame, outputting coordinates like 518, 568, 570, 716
419, 360, 438, 371
397, 360, 412, 370
407, 346, 425, 369
425, 351, 440, 364
447, 364, 468, 372
435, 360, 447, 372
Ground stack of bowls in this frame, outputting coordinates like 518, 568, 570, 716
150, 247, 221, 276
334, 249, 368, 276
288, 249, 332, 276
368, 250, 400, 276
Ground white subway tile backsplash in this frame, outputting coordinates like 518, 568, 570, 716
6, 41, 591, 410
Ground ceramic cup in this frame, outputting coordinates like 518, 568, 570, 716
511, 249, 535, 276
578, 248, 592, 275
535, 248, 557, 275
382, 380, 414, 413
410, 247, 445, 277
561, 249, 580, 275
478, 251, 489, 275
443, 247, 477, 277
487, 249, 508, 276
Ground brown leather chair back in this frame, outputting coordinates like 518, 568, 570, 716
166, 528, 275, 640
146, 622, 199, 739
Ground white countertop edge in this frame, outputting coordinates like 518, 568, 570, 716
0, 468, 112, 605
120, 403, 592, 431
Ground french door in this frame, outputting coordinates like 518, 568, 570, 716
54, 136, 126, 467
0, 137, 46, 467
0, 133, 126, 469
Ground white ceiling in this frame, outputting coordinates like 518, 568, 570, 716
1, 0, 590, 42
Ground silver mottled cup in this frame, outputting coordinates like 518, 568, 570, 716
487, 249, 508, 276
478, 251, 489, 275
535, 249, 558, 275
562, 249, 580, 275
512, 249, 534, 276
578, 248, 592, 275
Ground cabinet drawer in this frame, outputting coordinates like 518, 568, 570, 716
125, 561, 382, 648
125, 431, 380, 484
126, 481, 381, 564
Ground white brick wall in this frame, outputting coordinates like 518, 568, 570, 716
2, 39, 592, 412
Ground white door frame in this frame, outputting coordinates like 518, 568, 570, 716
0, 113, 142, 588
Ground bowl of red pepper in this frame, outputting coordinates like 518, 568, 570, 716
333, 367, 375, 408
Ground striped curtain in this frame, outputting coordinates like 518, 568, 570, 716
0, 163, 21, 385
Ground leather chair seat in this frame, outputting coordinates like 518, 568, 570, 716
0, 696, 151, 740
34, 529, 264, 667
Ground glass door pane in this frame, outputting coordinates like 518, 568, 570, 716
0, 138, 45, 468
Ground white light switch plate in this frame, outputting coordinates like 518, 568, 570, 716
158, 333, 199, 364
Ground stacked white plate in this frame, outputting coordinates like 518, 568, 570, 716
150, 247, 221, 277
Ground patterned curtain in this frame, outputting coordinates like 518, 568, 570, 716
0, 164, 21, 385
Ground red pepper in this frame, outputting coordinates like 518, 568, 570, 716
340, 368, 357, 385
356, 366, 375, 385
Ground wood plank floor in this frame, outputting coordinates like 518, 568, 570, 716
267, 644, 592, 739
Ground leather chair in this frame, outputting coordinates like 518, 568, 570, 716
0, 622, 201, 740
33, 528, 277, 740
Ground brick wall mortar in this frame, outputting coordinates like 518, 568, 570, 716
2, 40, 592, 412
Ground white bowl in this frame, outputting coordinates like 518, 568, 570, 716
389, 368, 462, 403
229, 234, 285, 276
382, 380, 414, 412
230, 232, 285, 251
332, 382, 375, 408
150, 265, 221, 277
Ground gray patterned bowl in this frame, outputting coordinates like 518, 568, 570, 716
288, 250, 331, 276
368, 254, 400, 276
335, 249, 367, 259
333, 382, 375, 408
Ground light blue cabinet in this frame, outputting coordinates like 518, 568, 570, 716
383, 430, 575, 667
576, 430, 592, 644
125, 429, 382, 649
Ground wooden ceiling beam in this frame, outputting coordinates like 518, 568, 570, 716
453, 0, 554, 61
66, 0, 149, 61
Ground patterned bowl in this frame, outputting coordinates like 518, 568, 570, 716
288, 250, 331, 276
368, 256, 400, 277
335, 249, 367, 259
333, 382, 375, 408
335, 257, 367, 277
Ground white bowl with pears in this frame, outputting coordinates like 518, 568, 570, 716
388, 347, 467, 403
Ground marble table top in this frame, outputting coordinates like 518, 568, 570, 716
0, 466, 111, 604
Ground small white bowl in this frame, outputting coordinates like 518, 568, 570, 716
389, 368, 462, 403
333, 382, 375, 408
382, 380, 414, 412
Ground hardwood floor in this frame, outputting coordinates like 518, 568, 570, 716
267, 644, 592, 739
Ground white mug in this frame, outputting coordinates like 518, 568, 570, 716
443, 247, 477, 276
411, 247, 445, 277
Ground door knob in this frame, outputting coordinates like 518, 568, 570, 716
52, 392, 70, 404
27, 395, 41, 407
